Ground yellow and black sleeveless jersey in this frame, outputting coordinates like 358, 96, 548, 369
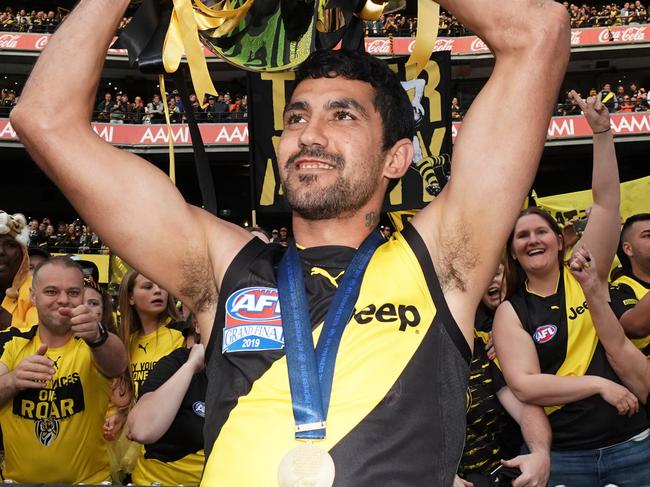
128, 321, 185, 399
0, 325, 112, 484
131, 347, 206, 486
610, 273, 650, 354
508, 267, 648, 450
202, 223, 471, 487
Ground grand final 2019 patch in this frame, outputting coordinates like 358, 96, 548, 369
223, 287, 284, 353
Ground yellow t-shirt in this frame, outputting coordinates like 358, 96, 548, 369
129, 323, 185, 484
128, 323, 185, 399
0, 326, 112, 484
132, 449, 205, 486
1, 274, 37, 328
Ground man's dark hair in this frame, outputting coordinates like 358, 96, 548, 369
617, 213, 650, 274
621, 213, 650, 243
294, 49, 415, 152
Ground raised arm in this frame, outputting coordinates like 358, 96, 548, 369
570, 247, 650, 402
9, 0, 251, 322
411, 0, 570, 342
492, 301, 638, 415
570, 92, 621, 281
127, 344, 204, 444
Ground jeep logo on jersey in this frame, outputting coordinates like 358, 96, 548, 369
352, 303, 421, 331
223, 287, 284, 353
533, 324, 557, 344
567, 301, 589, 321
192, 401, 206, 418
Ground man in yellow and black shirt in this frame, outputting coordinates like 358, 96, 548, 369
611, 214, 650, 354
610, 214, 650, 421
0, 256, 127, 484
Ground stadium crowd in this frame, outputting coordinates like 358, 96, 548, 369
1, 2, 648, 38
555, 82, 650, 115
3, 80, 649, 123
0, 6, 130, 33
0, 87, 248, 123
94, 90, 247, 124
22, 216, 108, 254
452, 81, 650, 119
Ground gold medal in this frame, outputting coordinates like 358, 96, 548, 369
277, 442, 335, 487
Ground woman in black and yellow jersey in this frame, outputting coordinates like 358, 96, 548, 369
493, 91, 650, 487
127, 316, 207, 487
116, 269, 185, 484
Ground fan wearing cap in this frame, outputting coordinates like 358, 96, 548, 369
0, 211, 37, 329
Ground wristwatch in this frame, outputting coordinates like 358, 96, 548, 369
86, 321, 108, 348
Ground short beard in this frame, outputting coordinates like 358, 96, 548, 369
282, 147, 381, 220
40, 316, 72, 337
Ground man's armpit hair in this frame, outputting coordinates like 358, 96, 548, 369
437, 222, 479, 293
179, 253, 217, 313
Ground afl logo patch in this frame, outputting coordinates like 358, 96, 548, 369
192, 401, 205, 418
533, 324, 557, 344
223, 287, 284, 353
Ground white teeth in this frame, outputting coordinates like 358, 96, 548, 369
528, 249, 544, 256
299, 162, 333, 170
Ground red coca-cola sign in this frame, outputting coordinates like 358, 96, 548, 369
570, 30, 582, 45
0, 34, 19, 49
469, 37, 488, 52
3, 29, 650, 57
365, 39, 393, 55
597, 25, 647, 43
34, 35, 49, 49
620, 26, 646, 41
434, 38, 455, 52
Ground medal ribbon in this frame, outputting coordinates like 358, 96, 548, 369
277, 230, 383, 440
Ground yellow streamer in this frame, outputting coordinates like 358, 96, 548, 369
193, 0, 254, 37
358, 1, 388, 21
164, 0, 218, 105
159, 75, 176, 184
194, 0, 252, 18
405, 0, 439, 80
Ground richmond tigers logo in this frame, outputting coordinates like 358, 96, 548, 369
34, 417, 60, 446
